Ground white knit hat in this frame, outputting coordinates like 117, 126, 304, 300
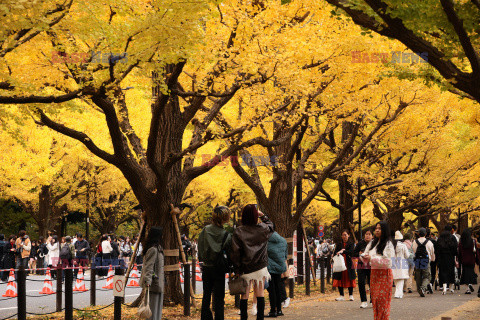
394, 231, 403, 240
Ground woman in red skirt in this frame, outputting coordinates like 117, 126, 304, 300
333, 230, 357, 301
361, 221, 395, 320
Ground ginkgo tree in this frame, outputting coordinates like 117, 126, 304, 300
0, 0, 320, 302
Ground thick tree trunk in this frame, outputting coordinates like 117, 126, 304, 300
417, 209, 430, 229
337, 122, 355, 239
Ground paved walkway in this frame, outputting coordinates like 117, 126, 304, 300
277, 287, 480, 320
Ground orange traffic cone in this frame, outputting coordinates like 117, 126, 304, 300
102, 265, 114, 289
2, 269, 17, 297
73, 266, 87, 292
127, 264, 140, 287
195, 262, 202, 281
39, 268, 55, 295
179, 263, 184, 283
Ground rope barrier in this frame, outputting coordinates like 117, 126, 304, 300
26, 308, 65, 316
73, 302, 114, 312
0, 263, 140, 272
0, 313, 17, 320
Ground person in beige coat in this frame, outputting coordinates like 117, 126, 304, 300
139, 227, 165, 320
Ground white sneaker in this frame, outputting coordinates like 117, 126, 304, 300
251, 303, 257, 315
283, 297, 290, 308
349, 295, 354, 301
335, 296, 345, 301
360, 302, 368, 308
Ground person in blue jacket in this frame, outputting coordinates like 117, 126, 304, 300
266, 228, 288, 317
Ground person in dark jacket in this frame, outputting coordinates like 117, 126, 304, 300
266, 230, 287, 317
2, 235, 16, 281
231, 204, 274, 320
458, 229, 478, 294
354, 229, 373, 308
436, 229, 457, 294
139, 227, 164, 320
74, 233, 90, 278
0, 234, 6, 280
198, 206, 231, 320
333, 229, 357, 301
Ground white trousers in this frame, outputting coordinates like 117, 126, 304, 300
394, 279, 405, 298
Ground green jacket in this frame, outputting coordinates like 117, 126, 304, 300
267, 231, 288, 274
198, 224, 232, 268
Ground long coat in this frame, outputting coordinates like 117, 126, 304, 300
139, 245, 164, 293
392, 242, 410, 280
436, 238, 457, 284
332, 242, 356, 281
2, 242, 16, 270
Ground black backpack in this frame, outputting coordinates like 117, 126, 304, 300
414, 239, 429, 267
60, 244, 72, 260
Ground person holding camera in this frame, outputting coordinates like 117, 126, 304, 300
198, 206, 232, 320
231, 204, 274, 320
15, 230, 31, 269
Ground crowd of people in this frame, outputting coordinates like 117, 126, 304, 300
0, 231, 144, 281
326, 223, 480, 320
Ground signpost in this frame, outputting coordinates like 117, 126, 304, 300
113, 276, 125, 298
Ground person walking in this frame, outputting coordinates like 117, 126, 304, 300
353, 229, 372, 308
231, 204, 274, 320
402, 233, 415, 293
458, 229, 478, 294
139, 227, 164, 320
392, 231, 410, 299
333, 230, 356, 301
361, 221, 395, 320
427, 228, 438, 292
15, 230, 31, 269
198, 206, 232, 320
265, 227, 288, 317
436, 228, 457, 294
413, 228, 435, 297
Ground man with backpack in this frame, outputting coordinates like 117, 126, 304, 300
412, 228, 436, 297
60, 236, 75, 268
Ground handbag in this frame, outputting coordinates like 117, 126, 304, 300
138, 287, 152, 319
228, 276, 248, 295
332, 254, 347, 273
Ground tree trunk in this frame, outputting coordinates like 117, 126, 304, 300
337, 122, 355, 239
417, 209, 430, 228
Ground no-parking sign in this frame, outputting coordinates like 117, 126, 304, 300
113, 275, 125, 297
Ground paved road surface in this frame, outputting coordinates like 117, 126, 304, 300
0, 270, 209, 319
280, 286, 480, 320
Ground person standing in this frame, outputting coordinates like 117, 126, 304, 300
361, 221, 395, 320
37, 237, 47, 275
231, 204, 274, 320
451, 225, 461, 243
266, 228, 288, 317
0, 234, 6, 280
392, 231, 410, 299
74, 233, 90, 278
436, 229, 457, 294
198, 206, 231, 320
120, 236, 132, 265
2, 235, 16, 281
15, 230, 31, 269
413, 228, 435, 297
101, 234, 113, 270
29, 240, 38, 274
139, 227, 164, 320
46, 235, 59, 279
333, 230, 356, 301
458, 229, 478, 294
354, 229, 372, 308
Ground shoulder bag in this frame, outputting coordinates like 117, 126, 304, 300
138, 287, 152, 319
